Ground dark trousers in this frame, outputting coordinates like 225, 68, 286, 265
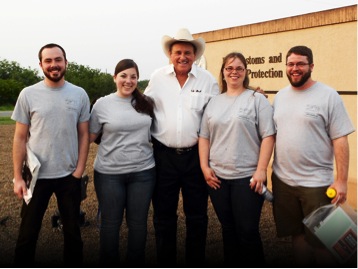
14, 174, 83, 266
208, 176, 265, 266
152, 140, 208, 266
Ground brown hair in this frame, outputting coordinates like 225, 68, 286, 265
114, 59, 155, 118
286, 45, 313, 64
219, 52, 250, 93
38, 43, 67, 62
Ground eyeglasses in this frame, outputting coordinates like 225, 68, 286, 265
224, 66, 245, 73
286, 62, 310, 68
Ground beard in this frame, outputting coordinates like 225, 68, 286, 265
43, 67, 66, 83
287, 70, 311, 87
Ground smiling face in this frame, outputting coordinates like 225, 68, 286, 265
39, 47, 67, 85
114, 67, 138, 98
286, 53, 313, 88
169, 42, 196, 76
223, 57, 246, 89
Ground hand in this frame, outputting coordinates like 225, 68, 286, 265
250, 170, 267, 193
329, 183, 348, 205
13, 178, 27, 199
249, 178, 265, 194
202, 167, 221, 190
255, 86, 268, 98
72, 173, 82, 180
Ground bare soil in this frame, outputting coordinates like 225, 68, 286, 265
0, 124, 295, 267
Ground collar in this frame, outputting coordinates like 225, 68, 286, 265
165, 64, 198, 78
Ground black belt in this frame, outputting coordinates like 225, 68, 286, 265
151, 137, 197, 155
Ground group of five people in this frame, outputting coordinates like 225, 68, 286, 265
11, 28, 355, 267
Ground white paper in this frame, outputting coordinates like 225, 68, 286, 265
13, 144, 41, 204
23, 188, 32, 204
25, 143, 41, 204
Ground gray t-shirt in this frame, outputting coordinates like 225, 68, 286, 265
272, 82, 355, 187
11, 81, 90, 179
89, 93, 155, 174
199, 90, 275, 179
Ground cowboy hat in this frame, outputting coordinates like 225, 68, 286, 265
161, 28, 205, 61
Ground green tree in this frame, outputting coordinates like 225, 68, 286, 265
0, 79, 24, 106
0, 59, 41, 105
66, 62, 115, 103
137, 80, 149, 93
0, 59, 149, 106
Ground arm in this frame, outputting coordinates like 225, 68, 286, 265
250, 135, 275, 193
13, 122, 29, 199
250, 86, 268, 98
330, 135, 349, 204
198, 137, 220, 189
72, 121, 89, 179
90, 133, 99, 144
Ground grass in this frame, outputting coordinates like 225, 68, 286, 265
0, 105, 14, 111
0, 117, 14, 125
0, 106, 14, 125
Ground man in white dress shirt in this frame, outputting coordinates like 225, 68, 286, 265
144, 28, 219, 266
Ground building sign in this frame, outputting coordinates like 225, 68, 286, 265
246, 53, 284, 79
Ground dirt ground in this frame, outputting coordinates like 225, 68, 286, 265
0, 124, 298, 267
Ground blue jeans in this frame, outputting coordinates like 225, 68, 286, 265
208, 176, 265, 266
94, 167, 156, 266
14, 174, 83, 266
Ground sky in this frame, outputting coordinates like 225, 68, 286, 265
1, 0, 356, 80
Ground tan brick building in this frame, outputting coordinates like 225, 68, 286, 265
193, 5, 357, 209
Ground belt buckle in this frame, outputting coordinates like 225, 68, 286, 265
176, 148, 185, 155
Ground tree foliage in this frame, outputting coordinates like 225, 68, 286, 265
0, 59, 150, 107
0, 59, 41, 106
137, 80, 149, 93
65, 62, 115, 103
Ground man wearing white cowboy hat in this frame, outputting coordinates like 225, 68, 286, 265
144, 28, 219, 266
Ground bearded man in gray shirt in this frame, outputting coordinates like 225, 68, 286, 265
12, 43, 90, 266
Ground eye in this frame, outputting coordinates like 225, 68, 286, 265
286, 62, 309, 68
224, 66, 245, 72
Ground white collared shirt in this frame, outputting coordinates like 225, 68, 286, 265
144, 64, 219, 148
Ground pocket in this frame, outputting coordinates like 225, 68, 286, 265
190, 93, 205, 111
81, 175, 89, 200
71, 174, 81, 180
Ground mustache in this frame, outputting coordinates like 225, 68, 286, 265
49, 66, 61, 72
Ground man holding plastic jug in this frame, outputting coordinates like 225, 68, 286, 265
271, 45, 355, 267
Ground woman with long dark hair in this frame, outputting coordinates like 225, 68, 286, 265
89, 59, 155, 266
